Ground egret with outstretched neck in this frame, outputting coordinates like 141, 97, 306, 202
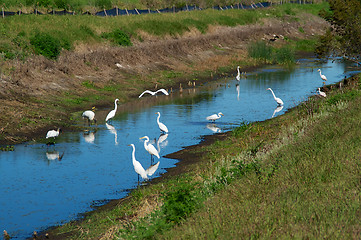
155, 112, 169, 133
140, 136, 160, 162
128, 144, 148, 182
139, 89, 169, 98
267, 88, 284, 106
105, 99, 119, 122
206, 112, 224, 122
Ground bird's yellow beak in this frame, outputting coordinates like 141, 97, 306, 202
139, 137, 145, 139
221, 113, 224, 116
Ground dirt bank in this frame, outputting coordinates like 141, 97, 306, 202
0, 13, 327, 144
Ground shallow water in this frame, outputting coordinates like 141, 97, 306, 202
0, 58, 359, 238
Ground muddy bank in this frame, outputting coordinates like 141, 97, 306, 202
0, 13, 327, 145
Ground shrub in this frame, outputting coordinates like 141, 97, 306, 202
162, 184, 197, 224
30, 33, 61, 59
102, 29, 132, 46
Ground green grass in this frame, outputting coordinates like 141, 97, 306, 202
0, 3, 329, 60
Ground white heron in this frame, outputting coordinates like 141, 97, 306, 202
128, 144, 148, 181
156, 112, 169, 133
206, 112, 224, 122
236, 66, 241, 81
317, 69, 327, 82
318, 88, 326, 98
105, 98, 119, 122
267, 88, 284, 106
82, 107, 97, 126
138, 89, 169, 98
140, 136, 160, 161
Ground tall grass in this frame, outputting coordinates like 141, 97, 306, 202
248, 41, 295, 65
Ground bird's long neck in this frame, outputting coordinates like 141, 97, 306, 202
269, 89, 277, 99
131, 145, 136, 164
144, 138, 149, 148
237, 67, 240, 76
157, 114, 160, 124
114, 101, 118, 111
319, 71, 322, 77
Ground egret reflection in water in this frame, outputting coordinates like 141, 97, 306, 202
236, 84, 240, 101
272, 105, 284, 118
206, 123, 221, 133
106, 123, 118, 145
156, 133, 169, 154
83, 130, 95, 144
45, 150, 64, 161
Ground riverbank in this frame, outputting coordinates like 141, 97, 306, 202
38, 71, 361, 239
0, 4, 328, 145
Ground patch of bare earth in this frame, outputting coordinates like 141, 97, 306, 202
0, 13, 327, 144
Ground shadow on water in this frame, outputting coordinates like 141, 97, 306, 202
1, 58, 360, 239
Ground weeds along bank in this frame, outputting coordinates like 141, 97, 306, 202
0, 3, 329, 144
46, 73, 361, 239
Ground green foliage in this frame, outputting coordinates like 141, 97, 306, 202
162, 184, 198, 224
95, 0, 112, 9
30, 31, 72, 59
247, 41, 273, 62
102, 29, 132, 46
248, 41, 295, 65
30, 32, 61, 59
319, 0, 361, 61
326, 89, 360, 105
273, 46, 295, 65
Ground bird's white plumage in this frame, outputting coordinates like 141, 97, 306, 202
318, 88, 326, 97
105, 99, 119, 122
206, 112, 224, 122
82, 110, 95, 120
139, 89, 169, 98
267, 88, 284, 106
236, 66, 241, 81
129, 144, 148, 180
156, 112, 169, 133
46, 128, 61, 139
140, 136, 160, 159
318, 69, 327, 81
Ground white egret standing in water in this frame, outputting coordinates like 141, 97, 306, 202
140, 136, 160, 162
156, 112, 169, 133
236, 66, 241, 81
138, 89, 169, 98
318, 88, 326, 98
206, 112, 224, 122
105, 99, 119, 122
317, 69, 327, 82
128, 144, 148, 182
82, 107, 97, 126
267, 88, 284, 106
